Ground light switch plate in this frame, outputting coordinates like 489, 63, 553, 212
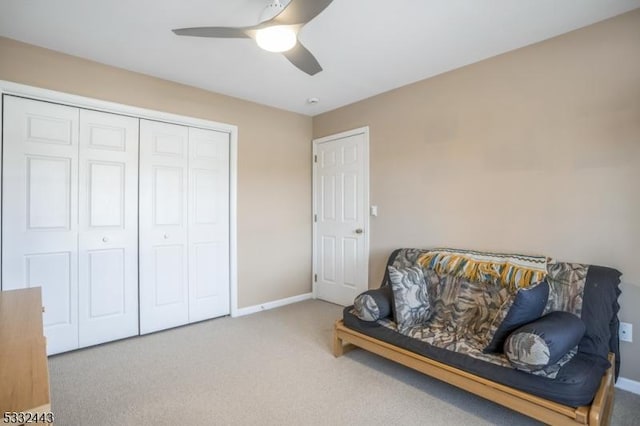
620, 322, 633, 342
370, 205, 378, 216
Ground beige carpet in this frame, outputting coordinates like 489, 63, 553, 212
49, 300, 640, 425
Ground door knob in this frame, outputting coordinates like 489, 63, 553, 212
102, 237, 109, 243
355, 228, 364, 234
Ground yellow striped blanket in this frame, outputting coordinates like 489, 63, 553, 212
417, 248, 548, 290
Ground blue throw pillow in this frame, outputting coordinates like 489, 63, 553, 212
353, 286, 393, 322
484, 281, 549, 353
505, 311, 586, 371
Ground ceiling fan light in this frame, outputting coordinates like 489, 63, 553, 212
256, 26, 296, 53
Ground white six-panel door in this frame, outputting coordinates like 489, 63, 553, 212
314, 130, 369, 306
188, 127, 230, 322
139, 119, 190, 334
2, 96, 80, 354
78, 109, 139, 346
139, 121, 230, 333
2, 92, 232, 351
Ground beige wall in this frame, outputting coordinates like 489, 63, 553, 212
0, 36, 313, 309
314, 10, 640, 380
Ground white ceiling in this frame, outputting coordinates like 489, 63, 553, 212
1, 0, 639, 115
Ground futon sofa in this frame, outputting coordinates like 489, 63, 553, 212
333, 248, 621, 425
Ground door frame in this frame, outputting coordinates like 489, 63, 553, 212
312, 126, 370, 301
0, 80, 239, 317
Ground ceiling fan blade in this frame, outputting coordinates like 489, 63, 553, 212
172, 27, 250, 38
283, 42, 322, 76
272, 0, 334, 25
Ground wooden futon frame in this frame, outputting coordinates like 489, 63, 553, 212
333, 320, 614, 426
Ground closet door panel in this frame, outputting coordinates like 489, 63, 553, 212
26, 252, 73, 327
88, 162, 124, 226
153, 245, 185, 304
78, 109, 139, 347
2, 96, 80, 354
154, 166, 184, 225
139, 119, 189, 334
27, 156, 72, 228
86, 249, 125, 317
188, 128, 230, 322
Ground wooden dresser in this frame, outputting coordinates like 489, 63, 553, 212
0, 288, 51, 421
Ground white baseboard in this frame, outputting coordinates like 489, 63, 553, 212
232, 293, 313, 317
616, 377, 640, 395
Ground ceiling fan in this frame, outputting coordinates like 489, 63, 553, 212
172, 0, 333, 76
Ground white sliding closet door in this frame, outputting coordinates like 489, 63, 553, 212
139, 122, 230, 332
2, 90, 233, 351
78, 109, 139, 346
188, 128, 230, 322
2, 96, 80, 354
139, 119, 190, 334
